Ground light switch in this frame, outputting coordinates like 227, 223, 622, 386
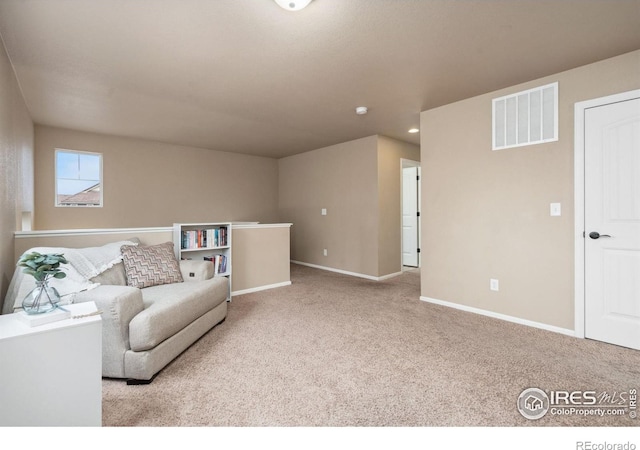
321, 208, 327, 216
550, 203, 561, 217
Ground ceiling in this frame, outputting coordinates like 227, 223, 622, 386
0, 0, 639, 158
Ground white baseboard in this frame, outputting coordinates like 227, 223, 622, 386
420, 296, 575, 337
232, 281, 291, 296
291, 260, 402, 281
377, 271, 404, 281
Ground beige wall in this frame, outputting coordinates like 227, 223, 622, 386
278, 134, 419, 278
420, 50, 640, 330
33, 125, 280, 230
279, 135, 380, 277
377, 136, 420, 275
0, 38, 33, 303
231, 225, 291, 294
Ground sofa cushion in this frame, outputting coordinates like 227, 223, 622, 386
179, 259, 214, 282
89, 237, 141, 287
121, 242, 183, 289
128, 276, 229, 352
90, 261, 128, 286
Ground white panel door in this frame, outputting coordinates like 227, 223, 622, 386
402, 167, 419, 267
584, 97, 640, 350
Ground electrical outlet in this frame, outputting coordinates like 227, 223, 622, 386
323, 249, 328, 256
321, 208, 327, 216
490, 279, 499, 291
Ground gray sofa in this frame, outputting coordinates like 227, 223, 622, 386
2, 240, 229, 384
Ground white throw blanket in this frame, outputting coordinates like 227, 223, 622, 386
55, 240, 135, 279
15, 239, 139, 305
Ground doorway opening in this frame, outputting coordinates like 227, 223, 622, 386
401, 159, 421, 271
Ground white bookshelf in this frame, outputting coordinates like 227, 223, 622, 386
173, 222, 232, 300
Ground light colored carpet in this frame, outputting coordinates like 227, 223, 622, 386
102, 264, 639, 427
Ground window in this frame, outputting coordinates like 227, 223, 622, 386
492, 82, 558, 150
55, 149, 103, 207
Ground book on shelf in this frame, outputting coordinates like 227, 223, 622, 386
219, 254, 227, 274
204, 254, 227, 275
180, 226, 229, 250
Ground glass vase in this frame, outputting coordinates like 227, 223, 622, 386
22, 280, 60, 314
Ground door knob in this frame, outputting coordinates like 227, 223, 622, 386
589, 231, 612, 239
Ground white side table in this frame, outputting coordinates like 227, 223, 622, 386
0, 302, 102, 426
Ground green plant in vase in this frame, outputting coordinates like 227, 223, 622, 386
18, 252, 68, 314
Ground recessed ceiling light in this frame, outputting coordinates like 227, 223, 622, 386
274, 0, 313, 11
355, 106, 368, 115
408, 128, 420, 133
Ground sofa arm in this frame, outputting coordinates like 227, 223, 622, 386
179, 260, 214, 282
74, 285, 144, 378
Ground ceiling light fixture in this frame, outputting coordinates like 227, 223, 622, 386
274, 0, 313, 11
408, 128, 419, 133
355, 106, 368, 115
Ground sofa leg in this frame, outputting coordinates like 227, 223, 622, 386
126, 374, 156, 385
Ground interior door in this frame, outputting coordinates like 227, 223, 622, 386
584, 96, 640, 350
402, 166, 419, 267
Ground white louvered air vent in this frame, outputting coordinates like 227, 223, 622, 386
492, 82, 558, 150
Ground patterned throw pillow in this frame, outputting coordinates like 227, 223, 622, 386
120, 242, 184, 289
